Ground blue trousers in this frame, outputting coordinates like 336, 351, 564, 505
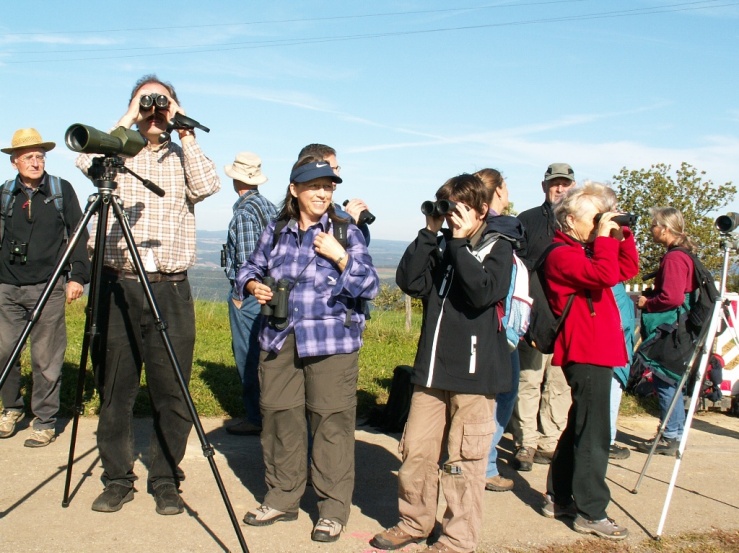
228, 293, 262, 426
654, 374, 685, 439
486, 350, 520, 478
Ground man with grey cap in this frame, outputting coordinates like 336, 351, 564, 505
223, 152, 277, 436
510, 163, 575, 471
0, 128, 89, 447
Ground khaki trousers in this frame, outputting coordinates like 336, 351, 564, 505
510, 341, 571, 451
397, 386, 495, 553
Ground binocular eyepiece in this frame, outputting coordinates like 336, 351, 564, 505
260, 276, 290, 330
421, 199, 457, 217
715, 212, 739, 234
342, 200, 375, 226
139, 94, 169, 111
594, 212, 637, 227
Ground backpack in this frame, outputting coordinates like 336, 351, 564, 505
0, 176, 67, 246
365, 365, 414, 433
470, 232, 532, 351
675, 248, 720, 334
525, 243, 576, 354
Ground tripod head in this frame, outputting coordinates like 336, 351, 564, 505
86, 155, 165, 198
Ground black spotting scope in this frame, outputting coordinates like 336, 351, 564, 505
715, 212, 739, 233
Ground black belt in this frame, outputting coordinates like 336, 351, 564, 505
102, 267, 187, 283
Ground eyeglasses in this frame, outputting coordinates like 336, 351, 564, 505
299, 182, 336, 192
16, 153, 46, 164
331, 165, 341, 174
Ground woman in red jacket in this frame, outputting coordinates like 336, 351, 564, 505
539, 181, 638, 541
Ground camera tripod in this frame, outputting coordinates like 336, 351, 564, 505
630, 232, 739, 539
0, 155, 249, 552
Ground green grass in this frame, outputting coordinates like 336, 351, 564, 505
10, 299, 661, 420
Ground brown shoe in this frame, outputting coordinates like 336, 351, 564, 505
485, 475, 514, 492
513, 446, 535, 471
370, 525, 424, 550
533, 448, 555, 464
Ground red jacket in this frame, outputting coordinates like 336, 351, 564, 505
544, 229, 639, 368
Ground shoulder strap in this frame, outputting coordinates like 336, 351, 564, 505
43, 175, 68, 240
332, 220, 348, 249
271, 219, 289, 250
0, 179, 18, 245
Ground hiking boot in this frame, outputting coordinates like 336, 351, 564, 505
533, 448, 555, 464
636, 435, 679, 456
24, 427, 56, 448
244, 504, 298, 526
485, 475, 514, 492
609, 444, 631, 460
370, 525, 425, 550
513, 446, 535, 471
91, 484, 134, 513
0, 410, 25, 438
573, 515, 629, 541
225, 420, 262, 436
153, 482, 184, 515
311, 517, 343, 542
541, 493, 578, 519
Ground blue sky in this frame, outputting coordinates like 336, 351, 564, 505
2, 0, 738, 242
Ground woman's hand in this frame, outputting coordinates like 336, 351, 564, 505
637, 295, 648, 309
314, 232, 347, 266
246, 280, 273, 305
448, 202, 475, 239
595, 212, 621, 238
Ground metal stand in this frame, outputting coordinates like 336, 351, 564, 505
0, 155, 248, 552
630, 233, 739, 539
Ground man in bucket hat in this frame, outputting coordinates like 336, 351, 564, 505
0, 128, 90, 447
223, 152, 277, 436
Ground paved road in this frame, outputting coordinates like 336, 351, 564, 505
0, 412, 737, 552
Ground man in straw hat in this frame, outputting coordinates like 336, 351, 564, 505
223, 152, 277, 436
0, 128, 90, 447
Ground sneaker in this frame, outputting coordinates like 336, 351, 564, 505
513, 446, 535, 471
244, 504, 298, 526
541, 493, 577, 519
485, 475, 514, 492
573, 514, 629, 541
609, 444, 631, 460
370, 525, 425, 550
533, 448, 555, 464
0, 410, 25, 438
225, 420, 262, 436
153, 482, 184, 515
24, 427, 56, 448
91, 484, 135, 513
311, 517, 343, 542
636, 436, 679, 456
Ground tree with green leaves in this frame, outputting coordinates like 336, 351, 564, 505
612, 162, 736, 284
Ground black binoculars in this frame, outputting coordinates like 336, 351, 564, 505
594, 212, 637, 227
260, 276, 290, 329
343, 200, 375, 226
8, 240, 28, 264
421, 199, 457, 217
139, 93, 170, 111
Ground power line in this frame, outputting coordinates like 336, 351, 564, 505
4, 0, 736, 64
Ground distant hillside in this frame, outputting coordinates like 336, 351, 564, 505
192, 230, 406, 301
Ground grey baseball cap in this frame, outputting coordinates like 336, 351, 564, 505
544, 163, 575, 182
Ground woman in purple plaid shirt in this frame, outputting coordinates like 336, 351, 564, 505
236, 156, 379, 543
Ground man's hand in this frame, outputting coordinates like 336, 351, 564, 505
343, 199, 368, 224
448, 203, 476, 239
66, 282, 84, 304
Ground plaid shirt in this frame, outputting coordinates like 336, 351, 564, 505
76, 140, 220, 272
236, 214, 379, 358
225, 190, 277, 292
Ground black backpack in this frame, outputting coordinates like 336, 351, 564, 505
525, 243, 575, 354
675, 248, 719, 333
366, 365, 414, 433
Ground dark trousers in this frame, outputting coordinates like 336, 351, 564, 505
92, 276, 195, 489
258, 333, 358, 525
547, 363, 612, 521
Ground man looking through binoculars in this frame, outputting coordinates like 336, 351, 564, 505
75, 74, 220, 516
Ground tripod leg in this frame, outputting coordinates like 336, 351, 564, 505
109, 199, 249, 553
62, 194, 108, 507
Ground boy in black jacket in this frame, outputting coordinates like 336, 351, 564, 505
371, 174, 512, 553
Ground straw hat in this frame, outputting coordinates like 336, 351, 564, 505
1, 128, 56, 154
